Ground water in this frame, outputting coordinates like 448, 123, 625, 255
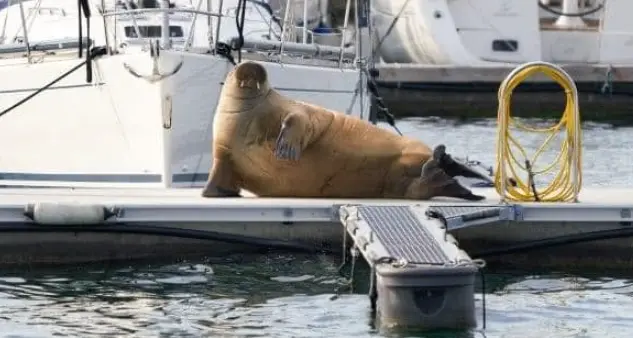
3, 118, 633, 337
384, 117, 633, 187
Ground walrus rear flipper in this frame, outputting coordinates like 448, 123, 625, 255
433, 144, 494, 184
418, 147, 486, 201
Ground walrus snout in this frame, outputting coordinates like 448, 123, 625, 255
232, 61, 268, 90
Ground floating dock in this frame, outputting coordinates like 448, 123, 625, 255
372, 63, 633, 122
3, 186, 633, 330
2, 186, 633, 269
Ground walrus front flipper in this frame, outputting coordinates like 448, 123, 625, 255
274, 112, 308, 161
201, 154, 242, 198
201, 184, 241, 197
416, 149, 485, 201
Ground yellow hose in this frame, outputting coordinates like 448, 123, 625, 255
494, 61, 582, 202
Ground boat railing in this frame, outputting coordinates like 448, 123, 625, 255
278, 0, 357, 67
103, 0, 358, 66
0, 37, 90, 56
1, 0, 361, 67
235, 37, 356, 61
102, 8, 221, 19
28, 6, 68, 17
103, 1, 284, 50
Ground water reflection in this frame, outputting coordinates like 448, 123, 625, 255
0, 253, 631, 337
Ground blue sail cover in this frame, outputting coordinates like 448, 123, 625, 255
0, 0, 8, 10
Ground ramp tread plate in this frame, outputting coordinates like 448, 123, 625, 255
426, 205, 503, 220
357, 206, 449, 265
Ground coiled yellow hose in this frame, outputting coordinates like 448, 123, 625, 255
494, 61, 582, 202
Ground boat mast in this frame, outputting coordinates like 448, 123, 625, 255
17, 0, 31, 62
160, 0, 170, 49
206, 0, 212, 48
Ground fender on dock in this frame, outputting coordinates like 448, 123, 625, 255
23, 202, 116, 225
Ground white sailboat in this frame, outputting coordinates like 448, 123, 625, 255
0, 0, 373, 188
372, 0, 633, 66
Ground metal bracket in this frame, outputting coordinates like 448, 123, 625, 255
123, 40, 184, 84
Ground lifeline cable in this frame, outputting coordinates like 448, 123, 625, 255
494, 61, 582, 202
0, 46, 107, 119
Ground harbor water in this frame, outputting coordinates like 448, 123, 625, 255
2, 118, 633, 337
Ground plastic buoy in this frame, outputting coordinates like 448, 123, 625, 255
24, 203, 111, 225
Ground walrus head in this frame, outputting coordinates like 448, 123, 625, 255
224, 61, 271, 99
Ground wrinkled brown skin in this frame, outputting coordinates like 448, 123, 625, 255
201, 61, 481, 200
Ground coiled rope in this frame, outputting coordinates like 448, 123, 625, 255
494, 61, 582, 202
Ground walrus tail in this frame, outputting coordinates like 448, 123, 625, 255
418, 146, 486, 201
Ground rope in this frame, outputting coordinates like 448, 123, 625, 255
494, 61, 582, 202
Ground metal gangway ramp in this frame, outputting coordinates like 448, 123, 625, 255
338, 204, 509, 330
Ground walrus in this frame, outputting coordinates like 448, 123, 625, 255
201, 61, 492, 200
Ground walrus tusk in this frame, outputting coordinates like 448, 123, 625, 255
256, 82, 260, 90
239, 80, 245, 88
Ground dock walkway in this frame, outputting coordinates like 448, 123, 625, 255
1, 186, 633, 329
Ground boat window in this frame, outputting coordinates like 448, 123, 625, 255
124, 25, 184, 38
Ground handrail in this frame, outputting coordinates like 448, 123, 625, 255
3, 0, 361, 64
0, 37, 90, 55
103, 2, 284, 49
235, 36, 357, 60
102, 8, 222, 18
